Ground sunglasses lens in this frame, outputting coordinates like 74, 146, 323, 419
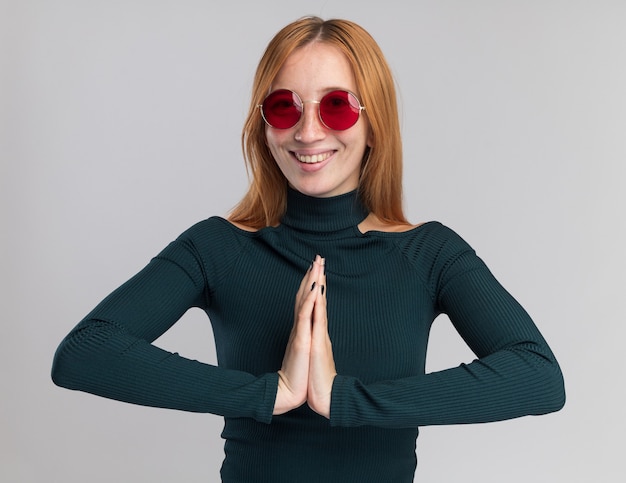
319, 91, 362, 130
261, 89, 302, 129
260, 89, 363, 130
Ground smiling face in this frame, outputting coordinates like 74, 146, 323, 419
265, 42, 372, 198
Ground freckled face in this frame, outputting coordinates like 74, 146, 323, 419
265, 42, 371, 198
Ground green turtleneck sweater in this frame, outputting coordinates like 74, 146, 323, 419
52, 189, 565, 482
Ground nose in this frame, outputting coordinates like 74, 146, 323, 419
295, 100, 326, 143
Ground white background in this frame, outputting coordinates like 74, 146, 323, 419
2, 1, 625, 481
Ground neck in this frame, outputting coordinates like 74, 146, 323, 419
280, 188, 369, 233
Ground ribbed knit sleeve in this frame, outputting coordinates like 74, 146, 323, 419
329, 224, 565, 428
51, 218, 278, 423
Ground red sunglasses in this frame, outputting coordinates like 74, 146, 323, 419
259, 89, 365, 131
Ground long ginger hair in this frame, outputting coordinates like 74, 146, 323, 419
229, 17, 407, 228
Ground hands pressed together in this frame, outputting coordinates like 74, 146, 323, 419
274, 255, 337, 419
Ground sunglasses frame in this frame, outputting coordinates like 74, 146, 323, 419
258, 89, 366, 131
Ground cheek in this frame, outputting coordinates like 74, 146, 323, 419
264, 131, 280, 161
362, 121, 373, 148
342, 125, 370, 153
265, 127, 288, 153
264, 126, 273, 148
264, 130, 293, 175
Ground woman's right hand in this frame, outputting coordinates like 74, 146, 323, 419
274, 255, 325, 415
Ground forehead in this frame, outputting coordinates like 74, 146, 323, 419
272, 42, 357, 94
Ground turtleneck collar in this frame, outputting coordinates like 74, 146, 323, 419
280, 188, 369, 233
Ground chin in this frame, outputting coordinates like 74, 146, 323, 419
293, 184, 336, 198
288, 175, 356, 199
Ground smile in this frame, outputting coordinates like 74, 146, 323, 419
294, 151, 334, 164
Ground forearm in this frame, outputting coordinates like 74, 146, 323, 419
52, 317, 278, 422
330, 341, 564, 428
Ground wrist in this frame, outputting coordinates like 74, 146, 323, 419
273, 371, 305, 415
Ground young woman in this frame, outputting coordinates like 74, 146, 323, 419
52, 16, 565, 482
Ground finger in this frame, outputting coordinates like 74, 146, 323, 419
296, 255, 322, 301
312, 293, 328, 342
294, 256, 323, 327
312, 258, 327, 326
313, 258, 330, 349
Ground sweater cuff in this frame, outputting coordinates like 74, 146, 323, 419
258, 372, 279, 424
329, 374, 359, 427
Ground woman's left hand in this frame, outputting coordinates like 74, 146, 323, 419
307, 267, 337, 419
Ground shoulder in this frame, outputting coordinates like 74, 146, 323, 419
373, 220, 478, 278
382, 221, 486, 301
159, 216, 256, 261
359, 215, 469, 249
225, 219, 262, 232
404, 221, 474, 260
357, 214, 423, 234
154, 217, 257, 285
179, 216, 260, 240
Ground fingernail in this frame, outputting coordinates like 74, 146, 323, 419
311, 281, 316, 291
321, 285, 325, 295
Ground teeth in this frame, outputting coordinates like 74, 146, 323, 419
295, 152, 332, 164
